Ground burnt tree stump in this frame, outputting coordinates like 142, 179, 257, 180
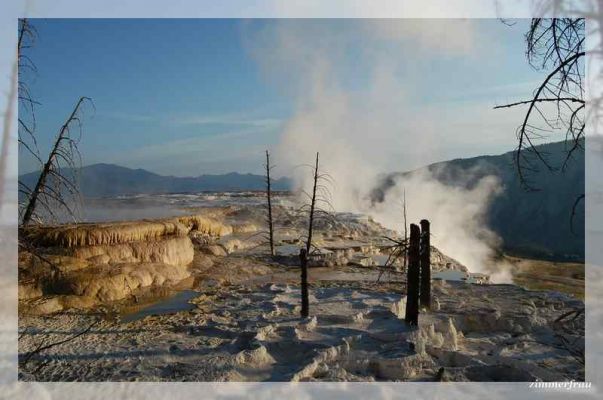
300, 248, 309, 318
405, 223, 420, 326
419, 219, 431, 310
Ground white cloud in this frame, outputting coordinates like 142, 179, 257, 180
365, 18, 478, 55
173, 114, 282, 128
266, 0, 502, 18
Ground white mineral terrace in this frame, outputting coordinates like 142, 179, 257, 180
18, 194, 584, 382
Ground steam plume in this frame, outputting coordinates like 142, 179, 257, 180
247, 20, 514, 282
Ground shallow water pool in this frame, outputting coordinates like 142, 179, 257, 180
119, 289, 200, 323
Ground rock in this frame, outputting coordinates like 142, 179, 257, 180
444, 318, 459, 351
235, 345, 275, 365
201, 245, 227, 257
52, 256, 91, 272
73, 236, 194, 267
55, 262, 191, 302
29, 297, 63, 314
18, 282, 42, 300
269, 284, 285, 292
352, 312, 364, 323
427, 347, 482, 368
231, 223, 257, 234
409, 325, 439, 355
433, 296, 441, 311
220, 239, 245, 254
60, 295, 97, 310
372, 354, 432, 380
298, 316, 318, 331
254, 324, 276, 340
313, 362, 330, 378
390, 296, 407, 319
201, 278, 222, 288
436, 367, 470, 381
87, 254, 111, 264
460, 309, 504, 333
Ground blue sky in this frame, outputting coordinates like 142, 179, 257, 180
19, 18, 543, 177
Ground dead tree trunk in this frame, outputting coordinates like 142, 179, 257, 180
21, 97, 89, 225
265, 150, 275, 256
402, 188, 408, 272
306, 152, 319, 255
405, 223, 420, 326
300, 152, 319, 318
300, 248, 309, 318
419, 219, 431, 310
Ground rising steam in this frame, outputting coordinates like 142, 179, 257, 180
247, 20, 514, 282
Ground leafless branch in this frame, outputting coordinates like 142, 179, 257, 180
20, 97, 93, 225
495, 18, 585, 191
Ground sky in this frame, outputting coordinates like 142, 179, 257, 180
18, 18, 544, 177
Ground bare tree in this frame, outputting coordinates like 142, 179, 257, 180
240, 151, 283, 255
495, 18, 585, 192
376, 235, 408, 284
298, 152, 335, 318
12, 19, 91, 226
376, 191, 408, 283
1, 19, 38, 214
299, 153, 320, 318
304, 153, 320, 257
20, 97, 92, 225
265, 150, 275, 256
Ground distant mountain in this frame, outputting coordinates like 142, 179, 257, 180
18, 163, 293, 197
19, 141, 584, 261
372, 140, 585, 261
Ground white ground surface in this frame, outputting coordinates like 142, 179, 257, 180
17, 201, 585, 382
18, 271, 584, 382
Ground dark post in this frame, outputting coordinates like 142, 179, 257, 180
402, 188, 408, 273
419, 219, 431, 310
300, 248, 309, 318
265, 150, 275, 256
405, 223, 420, 326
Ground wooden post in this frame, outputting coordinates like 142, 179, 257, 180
402, 188, 408, 273
420, 219, 431, 310
405, 223, 420, 326
300, 248, 309, 318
